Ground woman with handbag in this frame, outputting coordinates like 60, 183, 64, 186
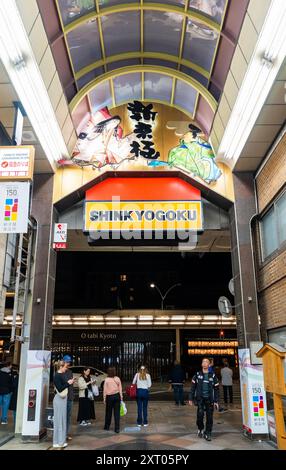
133, 365, 152, 427
53, 361, 74, 449
103, 367, 123, 433
77, 368, 96, 426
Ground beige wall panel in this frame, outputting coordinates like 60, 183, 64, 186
238, 13, 258, 64
29, 15, 48, 65
16, 0, 39, 35
230, 46, 248, 89
48, 73, 63, 111
247, 0, 272, 35
40, 48, 57, 90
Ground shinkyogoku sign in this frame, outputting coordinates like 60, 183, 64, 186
85, 200, 202, 232
0, 146, 34, 180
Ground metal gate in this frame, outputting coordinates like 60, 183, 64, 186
52, 339, 174, 382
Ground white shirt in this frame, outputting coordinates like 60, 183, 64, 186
221, 367, 233, 386
133, 373, 152, 389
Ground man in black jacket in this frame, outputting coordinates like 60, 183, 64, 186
188, 358, 219, 441
169, 361, 186, 406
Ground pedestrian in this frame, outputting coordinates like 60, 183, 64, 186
77, 367, 96, 426
221, 362, 233, 406
9, 365, 19, 426
168, 360, 186, 406
0, 362, 12, 425
133, 365, 152, 427
188, 358, 219, 442
53, 360, 74, 449
62, 355, 74, 440
103, 367, 123, 433
208, 358, 214, 373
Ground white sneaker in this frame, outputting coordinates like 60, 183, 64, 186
1, 421, 7, 425
53, 444, 60, 448
86, 421, 92, 425
62, 443, 68, 448
80, 421, 87, 426
143, 424, 149, 427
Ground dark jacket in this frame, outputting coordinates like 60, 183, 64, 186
0, 369, 12, 395
189, 371, 219, 404
169, 365, 186, 385
62, 369, 74, 401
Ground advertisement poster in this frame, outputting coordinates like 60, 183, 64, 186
53, 223, 68, 249
0, 146, 34, 180
22, 351, 51, 437
0, 181, 30, 233
238, 348, 269, 434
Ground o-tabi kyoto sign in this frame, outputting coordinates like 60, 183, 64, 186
0, 182, 30, 233
0, 146, 35, 180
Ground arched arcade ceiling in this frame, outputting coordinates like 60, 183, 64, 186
38, 0, 249, 135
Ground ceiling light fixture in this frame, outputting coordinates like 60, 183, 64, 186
217, 0, 286, 167
0, 0, 69, 167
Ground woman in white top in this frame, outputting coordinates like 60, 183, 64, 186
132, 365, 152, 426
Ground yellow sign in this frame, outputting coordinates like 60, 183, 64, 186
85, 201, 203, 232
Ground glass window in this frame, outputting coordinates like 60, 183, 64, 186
145, 0, 185, 6
189, 0, 227, 24
180, 66, 209, 87
77, 67, 104, 89
268, 327, 286, 348
144, 11, 183, 56
261, 207, 279, 259
144, 73, 173, 102
113, 73, 142, 105
173, 79, 197, 115
183, 20, 218, 72
143, 58, 178, 70
67, 20, 102, 73
277, 192, 286, 245
58, 0, 96, 26
89, 81, 112, 112
98, 0, 139, 8
101, 12, 140, 57
107, 59, 140, 71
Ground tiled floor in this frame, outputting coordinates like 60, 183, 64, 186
0, 401, 274, 451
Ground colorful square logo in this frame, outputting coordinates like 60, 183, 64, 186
4, 198, 18, 222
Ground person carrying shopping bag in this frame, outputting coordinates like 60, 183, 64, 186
103, 367, 123, 433
133, 365, 152, 427
77, 368, 96, 426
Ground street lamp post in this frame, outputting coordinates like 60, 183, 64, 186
150, 283, 181, 310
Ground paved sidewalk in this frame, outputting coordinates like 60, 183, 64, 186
1, 401, 274, 451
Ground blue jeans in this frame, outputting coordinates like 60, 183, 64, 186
136, 389, 149, 425
67, 400, 73, 434
173, 385, 184, 404
0, 393, 11, 423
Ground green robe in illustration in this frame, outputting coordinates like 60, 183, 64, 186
168, 138, 221, 184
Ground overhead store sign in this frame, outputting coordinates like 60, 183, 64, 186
85, 200, 202, 232
84, 177, 203, 234
0, 182, 30, 233
0, 146, 34, 180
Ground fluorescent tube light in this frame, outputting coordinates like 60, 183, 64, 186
217, 0, 286, 167
0, 1, 69, 166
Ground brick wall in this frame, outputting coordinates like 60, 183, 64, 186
256, 134, 286, 213
255, 133, 286, 335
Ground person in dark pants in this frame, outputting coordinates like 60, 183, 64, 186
221, 362, 233, 406
77, 368, 96, 426
168, 361, 186, 406
133, 365, 152, 426
103, 367, 123, 433
62, 355, 74, 440
9, 366, 19, 425
188, 358, 219, 442
0, 363, 12, 424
